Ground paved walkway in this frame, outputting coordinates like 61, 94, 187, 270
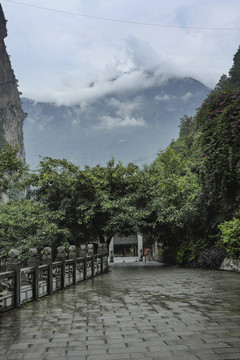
0, 262, 240, 360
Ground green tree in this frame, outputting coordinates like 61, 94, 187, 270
0, 144, 25, 196
140, 147, 200, 261
86, 159, 144, 244
229, 46, 240, 88
170, 114, 202, 171
26, 157, 89, 246
0, 199, 71, 264
215, 74, 231, 92
26, 157, 143, 247
178, 115, 194, 138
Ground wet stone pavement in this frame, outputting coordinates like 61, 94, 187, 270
0, 261, 240, 360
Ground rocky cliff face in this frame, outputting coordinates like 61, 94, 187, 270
0, 4, 25, 160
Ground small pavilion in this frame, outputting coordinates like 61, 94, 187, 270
108, 233, 143, 261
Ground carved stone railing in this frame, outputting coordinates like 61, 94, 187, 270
0, 243, 108, 314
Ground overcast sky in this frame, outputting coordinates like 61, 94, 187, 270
2, 0, 240, 105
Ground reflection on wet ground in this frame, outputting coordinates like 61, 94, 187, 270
0, 261, 240, 359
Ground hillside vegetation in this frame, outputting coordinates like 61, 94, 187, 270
1, 47, 240, 267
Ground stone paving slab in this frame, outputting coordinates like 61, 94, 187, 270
0, 261, 240, 359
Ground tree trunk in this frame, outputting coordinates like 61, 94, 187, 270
98, 232, 114, 248
98, 232, 105, 244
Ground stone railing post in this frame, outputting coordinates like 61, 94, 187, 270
42, 247, 53, 295
98, 244, 103, 273
98, 243, 103, 254
87, 244, 94, 277
28, 248, 38, 267
79, 244, 86, 257
69, 245, 77, 259
103, 243, 108, 255
7, 249, 21, 308
56, 246, 66, 288
109, 249, 114, 263
80, 245, 87, 280
104, 243, 109, 271
28, 248, 39, 300
69, 245, 77, 284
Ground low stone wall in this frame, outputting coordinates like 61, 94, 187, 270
0, 244, 108, 314
220, 257, 240, 272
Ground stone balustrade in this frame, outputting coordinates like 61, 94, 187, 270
0, 243, 108, 314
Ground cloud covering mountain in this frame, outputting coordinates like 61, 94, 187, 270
3, 0, 239, 106
22, 74, 210, 168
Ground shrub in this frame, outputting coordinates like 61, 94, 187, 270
176, 238, 207, 266
218, 218, 240, 259
191, 246, 226, 269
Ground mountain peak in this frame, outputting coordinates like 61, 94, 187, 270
22, 76, 210, 168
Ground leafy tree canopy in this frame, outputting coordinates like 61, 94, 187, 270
229, 45, 240, 88
0, 199, 71, 263
0, 144, 26, 196
140, 147, 200, 249
25, 157, 144, 246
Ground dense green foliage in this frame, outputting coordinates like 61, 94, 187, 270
195, 87, 240, 217
140, 148, 200, 260
169, 86, 240, 265
24, 157, 145, 248
0, 199, 71, 263
229, 46, 240, 88
218, 218, 240, 259
0, 144, 25, 195
160, 46, 240, 265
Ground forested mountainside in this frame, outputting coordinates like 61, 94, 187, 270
162, 46, 240, 266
